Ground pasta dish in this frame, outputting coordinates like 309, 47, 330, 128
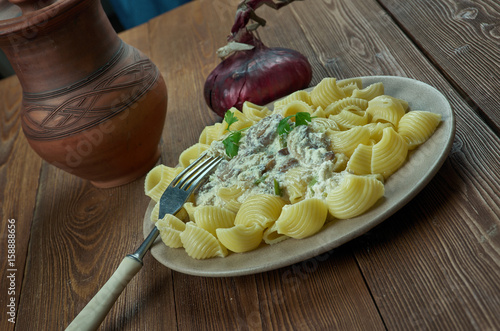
144, 77, 442, 259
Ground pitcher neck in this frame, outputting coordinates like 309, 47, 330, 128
0, 0, 121, 93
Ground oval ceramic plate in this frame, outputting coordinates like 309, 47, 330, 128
143, 75, 455, 277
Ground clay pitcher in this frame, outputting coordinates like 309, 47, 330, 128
0, 0, 168, 188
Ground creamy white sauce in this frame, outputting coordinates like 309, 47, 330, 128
196, 114, 341, 207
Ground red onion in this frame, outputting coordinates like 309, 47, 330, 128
204, 0, 312, 117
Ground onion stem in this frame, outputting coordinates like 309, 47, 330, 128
229, 0, 302, 43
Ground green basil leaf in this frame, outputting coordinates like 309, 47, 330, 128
224, 111, 239, 131
295, 112, 313, 126
222, 131, 242, 158
277, 115, 295, 135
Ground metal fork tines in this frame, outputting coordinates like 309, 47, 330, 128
160, 154, 222, 218
129, 154, 222, 263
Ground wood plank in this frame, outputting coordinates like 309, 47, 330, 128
0, 76, 43, 331
283, 0, 500, 329
13, 23, 176, 330
118, 20, 153, 58
253, 247, 386, 330
148, 0, 385, 329
172, 245, 385, 330
378, 0, 500, 134
14, 169, 156, 330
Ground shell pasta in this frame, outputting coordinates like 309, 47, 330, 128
145, 165, 182, 202
156, 214, 186, 248
371, 127, 408, 178
144, 76, 441, 259
310, 78, 346, 108
398, 111, 442, 150
326, 174, 385, 219
180, 222, 228, 259
216, 224, 264, 253
193, 206, 235, 236
275, 199, 328, 239
234, 194, 285, 228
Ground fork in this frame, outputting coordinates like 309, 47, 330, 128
66, 154, 222, 331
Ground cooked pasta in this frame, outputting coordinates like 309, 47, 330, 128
398, 111, 442, 150
366, 95, 405, 126
274, 90, 312, 108
275, 100, 314, 118
340, 83, 359, 97
331, 153, 349, 172
144, 165, 183, 202
262, 222, 290, 244
193, 205, 236, 236
351, 82, 384, 100
275, 198, 328, 239
324, 97, 369, 117
326, 174, 385, 219
338, 77, 362, 88
329, 108, 369, 130
364, 122, 394, 142
327, 126, 371, 157
150, 201, 160, 223
180, 222, 228, 259
179, 143, 210, 167
310, 117, 340, 132
234, 194, 285, 228
183, 202, 197, 222
242, 101, 272, 122
199, 123, 224, 145
311, 106, 327, 118
222, 107, 253, 132
346, 143, 373, 175
216, 224, 264, 253
310, 78, 346, 109
217, 186, 244, 213
284, 167, 308, 204
371, 127, 408, 178
156, 214, 186, 248
394, 97, 409, 111
337, 77, 362, 90
150, 201, 188, 224
143, 76, 442, 260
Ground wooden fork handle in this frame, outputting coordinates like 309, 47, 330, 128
65, 256, 143, 331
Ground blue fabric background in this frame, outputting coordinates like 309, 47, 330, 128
109, 0, 191, 29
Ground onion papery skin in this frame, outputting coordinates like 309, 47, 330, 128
204, 45, 313, 117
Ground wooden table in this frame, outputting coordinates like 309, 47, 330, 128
1, 0, 499, 329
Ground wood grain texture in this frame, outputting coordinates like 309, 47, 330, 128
378, 0, 500, 134
14, 169, 153, 330
172, 246, 385, 330
252, 248, 386, 330
0, 76, 43, 331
